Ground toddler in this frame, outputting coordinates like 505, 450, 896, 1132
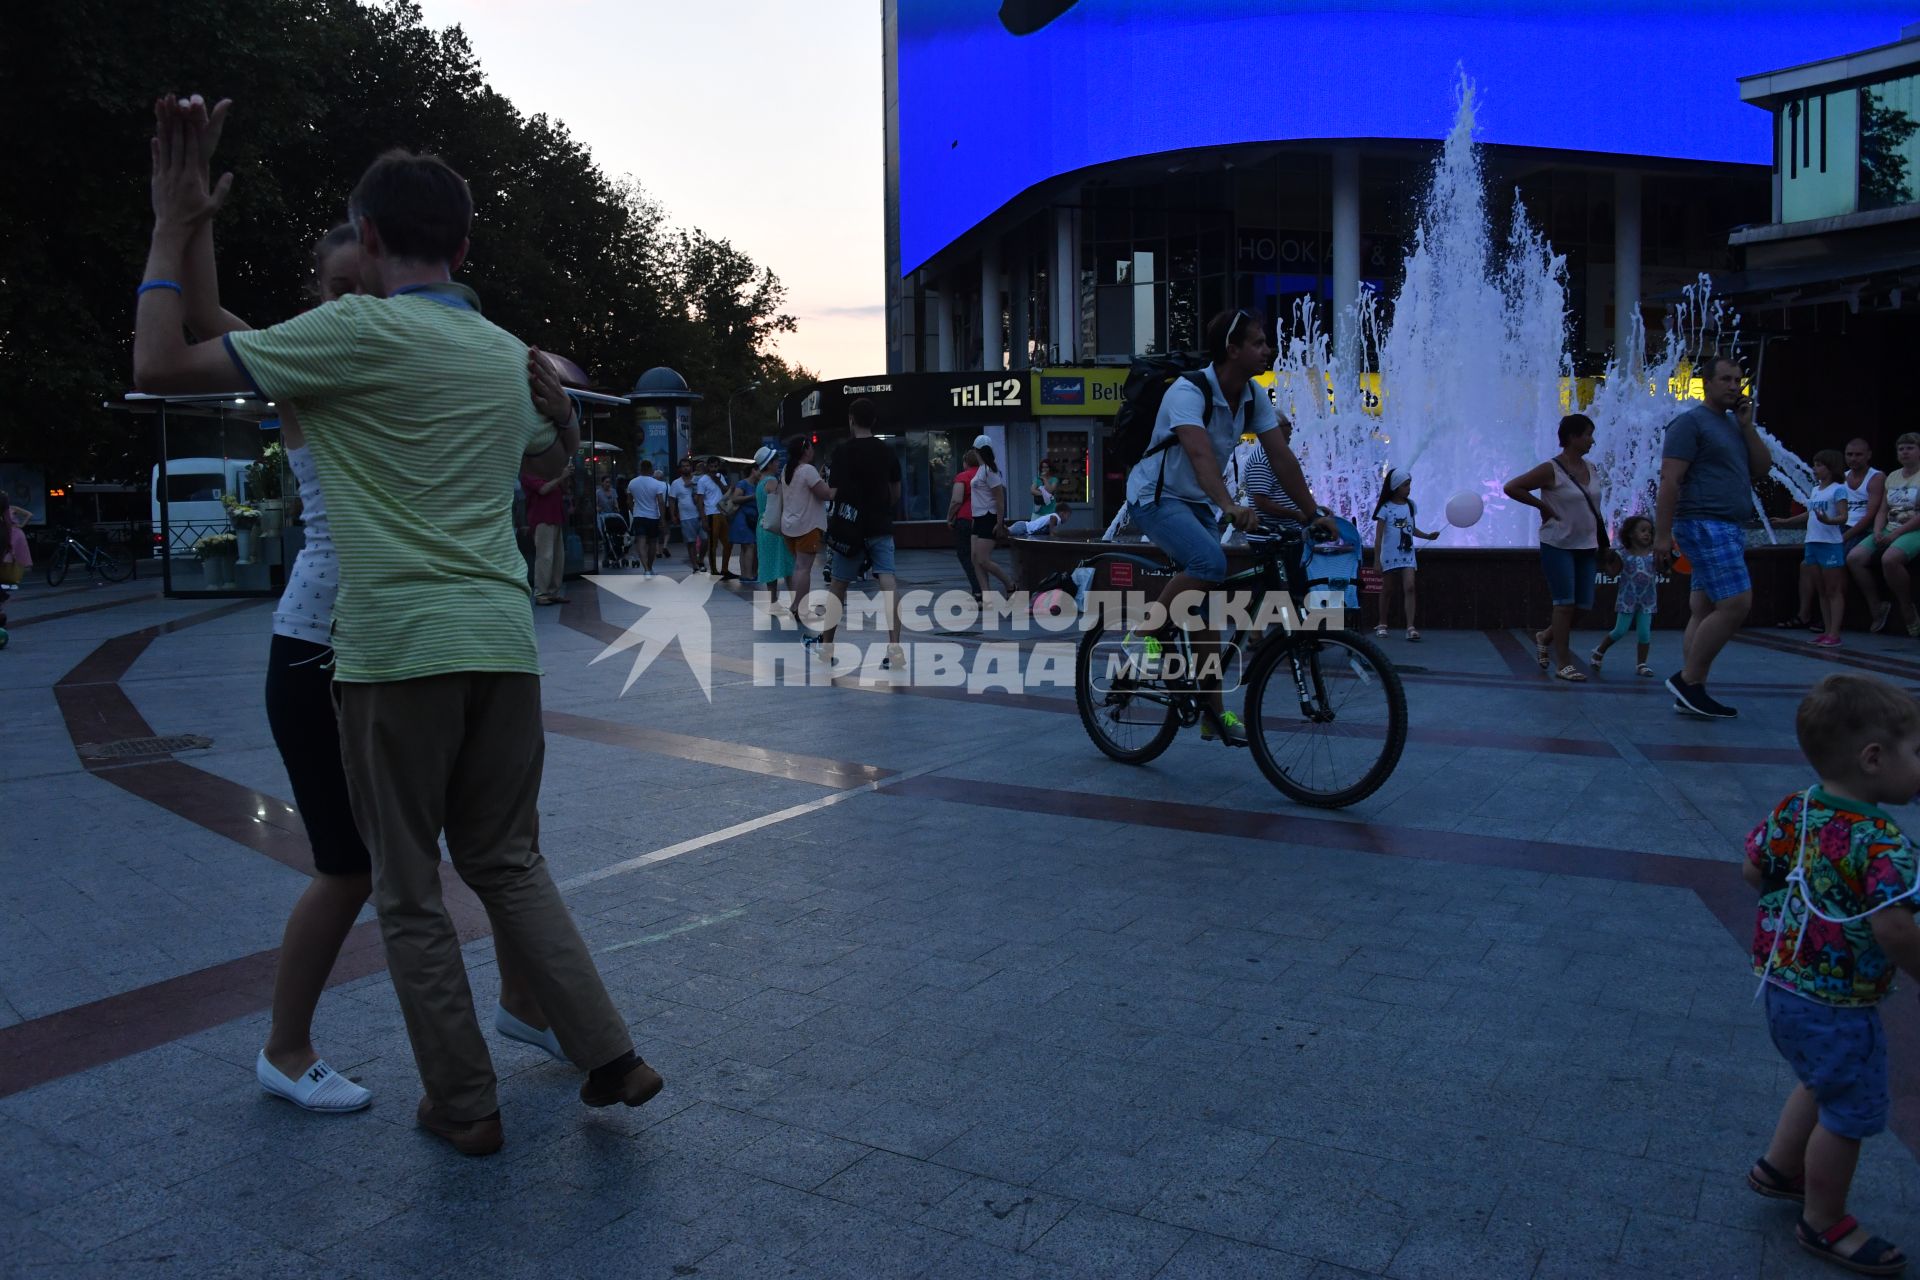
1591, 514, 1658, 676
1744, 674, 1920, 1275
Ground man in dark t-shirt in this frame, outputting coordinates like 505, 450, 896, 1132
812, 398, 903, 665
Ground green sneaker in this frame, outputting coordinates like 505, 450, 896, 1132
1201, 710, 1248, 746
1119, 630, 1164, 673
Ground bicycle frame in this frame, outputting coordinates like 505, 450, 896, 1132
1070, 534, 1364, 726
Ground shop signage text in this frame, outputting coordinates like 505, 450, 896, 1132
950, 376, 1024, 409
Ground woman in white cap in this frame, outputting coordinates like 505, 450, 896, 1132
750, 445, 794, 611
968, 434, 1018, 596
1371, 466, 1439, 640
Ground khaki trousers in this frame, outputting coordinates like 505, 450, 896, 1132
334, 672, 630, 1120
532, 522, 565, 598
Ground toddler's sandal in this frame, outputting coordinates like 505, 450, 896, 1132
1589, 648, 1605, 670
1636, 663, 1656, 678
1796, 1215, 1906, 1276
1745, 1156, 1804, 1201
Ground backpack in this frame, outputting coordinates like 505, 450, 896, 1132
1109, 356, 1254, 504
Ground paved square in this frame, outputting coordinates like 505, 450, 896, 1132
3, 555, 1918, 1278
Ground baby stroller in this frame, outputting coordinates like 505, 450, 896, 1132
597, 511, 637, 570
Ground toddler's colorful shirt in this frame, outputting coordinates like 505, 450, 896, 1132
1747, 786, 1917, 1006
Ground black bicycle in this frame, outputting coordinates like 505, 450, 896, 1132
1068, 530, 1407, 809
44, 529, 133, 587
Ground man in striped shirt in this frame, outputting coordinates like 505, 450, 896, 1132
135, 107, 662, 1154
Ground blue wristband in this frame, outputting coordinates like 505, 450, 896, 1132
137, 280, 183, 297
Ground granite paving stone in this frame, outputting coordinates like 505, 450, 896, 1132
6, 563, 1919, 1277
915, 1173, 1077, 1253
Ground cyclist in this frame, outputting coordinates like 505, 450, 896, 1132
1123, 308, 1332, 745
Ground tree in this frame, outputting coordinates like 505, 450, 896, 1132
662, 230, 801, 454
1859, 87, 1918, 211
0, 0, 807, 483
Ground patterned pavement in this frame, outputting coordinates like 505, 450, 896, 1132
3, 555, 1918, 1278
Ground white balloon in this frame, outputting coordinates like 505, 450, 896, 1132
1445, 491, 1484, 529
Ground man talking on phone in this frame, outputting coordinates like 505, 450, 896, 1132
1653, 353, 1770, 719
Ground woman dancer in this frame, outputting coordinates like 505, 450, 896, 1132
167, 96, 560, 1114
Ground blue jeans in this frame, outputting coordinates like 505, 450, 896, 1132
1129, 497, 1226, 582
1539, 545, 1597, 608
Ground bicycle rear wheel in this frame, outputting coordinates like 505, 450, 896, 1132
1075, 617, 1180, 765
1244, 627, 1406, 808
96, 548, 132, 583
45, 544, 69, 587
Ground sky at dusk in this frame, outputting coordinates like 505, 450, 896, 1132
413, 0, 886, 380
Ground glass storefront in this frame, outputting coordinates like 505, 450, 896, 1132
820, 427, 974, 523
123, 395, 295, 598
136, 390, 636, 599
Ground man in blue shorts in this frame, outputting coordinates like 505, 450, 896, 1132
1124, 308, 1330, 745
1653, 353, 1770, 719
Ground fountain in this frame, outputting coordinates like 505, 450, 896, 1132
1272, 75, 1812, 547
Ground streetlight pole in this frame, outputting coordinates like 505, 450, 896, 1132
726, 381, 762, 459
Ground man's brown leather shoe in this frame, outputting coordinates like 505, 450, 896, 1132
580, 1059, 664, 1108
416, 1098, 504, 1156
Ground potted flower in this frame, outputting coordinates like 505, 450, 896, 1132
223, 494, 262, 563
248, 443, 289, 535
192, 531, 239, 589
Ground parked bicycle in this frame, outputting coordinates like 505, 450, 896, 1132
1064, 524, 1407, 808
44, 528, 133, 587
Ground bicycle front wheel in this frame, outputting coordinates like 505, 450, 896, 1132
1244, 627, 1406, 808
96, 549, 132, 583
45, 545, 69, 587
1075, 617, 1180, 765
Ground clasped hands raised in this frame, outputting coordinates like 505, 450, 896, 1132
149, 92, 233, 235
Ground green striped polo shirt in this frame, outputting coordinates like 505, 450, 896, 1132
226, 283, 557, 683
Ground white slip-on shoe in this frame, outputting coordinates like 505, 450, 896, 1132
494, 1006, 568, 1064
256, 1051, 372, 1113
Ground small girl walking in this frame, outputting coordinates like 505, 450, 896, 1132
1592, 515, 1659, 676
1776, 449, 1852, 647
1372, 467, 1440, 640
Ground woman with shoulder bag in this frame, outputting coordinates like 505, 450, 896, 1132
780, 436, 833, 626
1504, 413, 1606, 682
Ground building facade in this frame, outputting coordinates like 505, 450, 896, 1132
819, 3, 1914, 536
1713, 25, 1920, 456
